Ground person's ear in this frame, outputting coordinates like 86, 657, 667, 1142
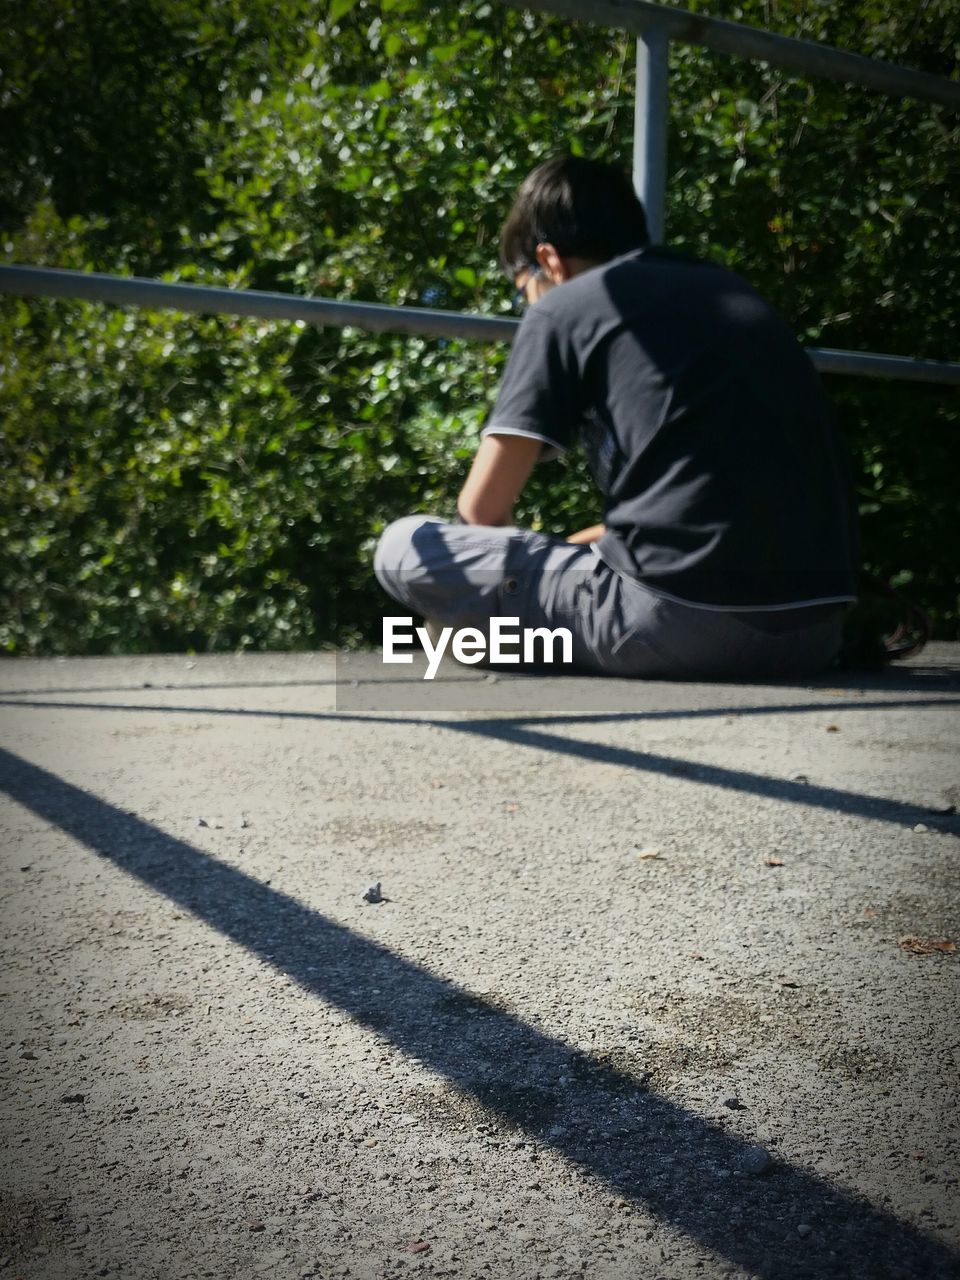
535, 242, 570, 284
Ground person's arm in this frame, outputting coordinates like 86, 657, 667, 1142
457, 433, 543, 526
461, 308, 576, 526
566, 523, 606, 544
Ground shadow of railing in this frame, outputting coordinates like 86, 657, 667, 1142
443, 717, 960, 831
2, 696, 957, 832
1, 652, 956, 700
1, 746, 955, 1279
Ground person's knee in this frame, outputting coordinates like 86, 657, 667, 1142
374, 514, 440, 600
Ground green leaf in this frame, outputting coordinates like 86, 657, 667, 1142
328, 0, 360, 25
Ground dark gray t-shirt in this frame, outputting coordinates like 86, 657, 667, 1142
483, 247, 858, 609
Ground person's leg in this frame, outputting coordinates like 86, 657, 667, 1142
604, 584, 846, 680
374, 516, 614, 672
375, 516, 844, 679
374, 515, 546, 633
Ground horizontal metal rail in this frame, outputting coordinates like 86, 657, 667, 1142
3, 264, 960, 385
808, 348, 960, 386
0, 264, 519, 343
505, 0, 960, 109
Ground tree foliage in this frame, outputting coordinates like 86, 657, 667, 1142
1, 0, 957, 653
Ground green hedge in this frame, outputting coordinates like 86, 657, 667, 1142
2, 0, 957, 653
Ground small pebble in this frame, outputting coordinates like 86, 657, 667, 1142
723, 1096, 744, 1110
797, 1223, 812, 1238
741, 1146, 773, 1175
362, 882, 383, 904
196, 817, 209, 828
61, 1093, 85, 1104
913, 823, 929, 834
19, 1051, 37, 1061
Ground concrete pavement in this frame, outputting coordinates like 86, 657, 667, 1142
1, 648, 958, 1279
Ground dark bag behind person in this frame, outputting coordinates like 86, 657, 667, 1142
836, 573, 931, 669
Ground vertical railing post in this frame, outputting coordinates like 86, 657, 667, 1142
633, 23, 669, 243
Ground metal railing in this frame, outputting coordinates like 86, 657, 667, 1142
2, 0, 958, 385
507, 0, 960, 245
509, 1, 960, 109
3, 264, 958, 385
507, 0, 960, 383
0, 264, 519, 344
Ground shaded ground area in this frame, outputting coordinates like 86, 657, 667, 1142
1, 648, 958, 1279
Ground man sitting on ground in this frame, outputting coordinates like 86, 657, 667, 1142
375, 154, 857, 679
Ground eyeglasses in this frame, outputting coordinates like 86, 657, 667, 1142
511, 264, 541, 313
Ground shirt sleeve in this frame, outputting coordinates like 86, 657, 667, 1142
481, 308, 580, 460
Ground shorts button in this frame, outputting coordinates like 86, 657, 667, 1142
503, 576, 519, 595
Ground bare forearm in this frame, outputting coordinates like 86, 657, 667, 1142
566, 523, 606, 545
457, 434, 542, 526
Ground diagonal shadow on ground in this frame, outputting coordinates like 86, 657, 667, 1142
2, 696, 957, 832
1, 745, 955, 1279
441, 718, 960, 832
0, 676, 481, 696
1, 653, 957, 700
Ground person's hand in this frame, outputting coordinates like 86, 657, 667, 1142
566, 523, 606, 545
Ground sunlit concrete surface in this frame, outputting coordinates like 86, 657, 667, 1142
1, 648, 958, 1279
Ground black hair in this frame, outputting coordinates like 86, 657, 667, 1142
498, 154, 650, 278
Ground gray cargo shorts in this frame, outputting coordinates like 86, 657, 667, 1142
373, 516, 845, 679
